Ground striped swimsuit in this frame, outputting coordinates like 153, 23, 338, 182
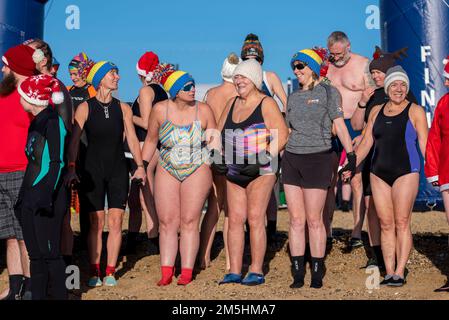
222, 96, 274, 188
158, 102, 206, 181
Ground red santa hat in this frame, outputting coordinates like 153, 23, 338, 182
136, 51, 159, 81
444, 55, 449, 79
1, 44, 38, 77
18, 74, 64, 106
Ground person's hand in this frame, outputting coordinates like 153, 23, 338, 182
209, 149, 228, 175
131, 167, 147, 186
64, 168, 80, 188
360, 87, 375, 106
240, 151, 272, 178
338, 151, 357, 182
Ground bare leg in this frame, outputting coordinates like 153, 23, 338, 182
143, 150, 159, 238
226, 181, 247, 275
247, 175, 276, 274
366, 196, 381, 246
391, 173, 419, 278
0, 238, 24, 299
351, 172, 365, 239
88, 211, 105, 266
303, 189, 328, 258
370, 174, 395, 275
106, 209, 125, 268
179, 165, 212, 269
324, 153, 339, 238
18, 240, 30, 277
154, 165, 181, 267
285, 185, 306, 256
198, 173, 226, 269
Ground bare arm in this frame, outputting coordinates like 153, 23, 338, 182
334, 117, 354, 154
268, 72, 287, 112
354, 105, 381, 166
199, 102, 219, 151
141, 102, 164, 163
262, 97, 289, 156
121, 102, 147, 183
411, 104, 428, 157
133, 86, 155, 130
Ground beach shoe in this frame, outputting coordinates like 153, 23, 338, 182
387, 275, 406, 287
219, 273, 242, 285
103, 275, 118, 287
349, 238, 364, 249
380, 274, 394, 286
241, 273, 265, 286
87, 276, 102, 287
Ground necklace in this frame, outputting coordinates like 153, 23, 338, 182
96, 98, 112, 119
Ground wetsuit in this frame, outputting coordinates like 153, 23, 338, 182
15, 106, 68, 300
361, 89, 417, 195
82, 98, 129, 211
158, 102, 206, 182
371, 102, 420, 186
222, 97, 276, 188
125, 83, 168, 171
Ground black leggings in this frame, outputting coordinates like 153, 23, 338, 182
19, 183, 69, 300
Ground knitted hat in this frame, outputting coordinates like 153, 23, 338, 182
241, 34, 264, 64
221, 53, 242, 83
312, 46, 330, 77
384, 65, 410, 94
69, 52, 95, 80
163, 71, 194, 98
86, 61, 119, 89
136, 51, 159, 81
370, 46, 408, 74
232, 58, 263, 89
152, 63, 176, 86
444, 55, 449, 79
290, 49, 323, 76
1, 44, 38, 76
18, 74, 64, 106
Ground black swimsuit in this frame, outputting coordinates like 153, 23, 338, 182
371, 102, 420, 186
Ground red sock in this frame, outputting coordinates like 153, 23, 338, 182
105, 265, 116, 276
90, 264, 100, 277
157, 266, 174, 286
177, 268, 193, 286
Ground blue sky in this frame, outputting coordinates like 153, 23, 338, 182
44, 0, 380, 101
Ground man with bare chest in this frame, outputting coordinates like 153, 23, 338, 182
326, 31, 373, 249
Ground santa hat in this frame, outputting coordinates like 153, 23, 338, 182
18, 74, 64, 106
1, 44, 37, 77
136, 51, 159, 81
444, 55, 449, 79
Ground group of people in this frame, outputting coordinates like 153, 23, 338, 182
0, 30, 448, 300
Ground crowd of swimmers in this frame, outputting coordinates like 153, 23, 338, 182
0, 31, 449, 299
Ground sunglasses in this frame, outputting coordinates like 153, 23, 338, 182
181, 83, 195, 92
293, 62, 307, 71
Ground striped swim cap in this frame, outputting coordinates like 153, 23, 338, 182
163, 70, 194, 98
86, 61, 119, 89
291, 49, 323, 76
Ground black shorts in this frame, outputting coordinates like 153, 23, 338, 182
81, 163, 129, 212
281, 150, 334, 190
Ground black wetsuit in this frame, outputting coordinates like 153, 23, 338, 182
15, 107, 68, 300
362, 88, 417, 195
371, 102, 420, 186
124, 83, 168, 171
82, 98, 128, 211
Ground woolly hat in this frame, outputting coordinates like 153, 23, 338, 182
136, 51, 159, 81
1, 44, 38, 77
312, 46, 330, 77
86, 61, 119, 89
241, 33, 264, 64
69, 52, 95, 80
444, 55, 449, 79
152, 63, 176, 86
384, 65, 410, 94
163, 70, 195, 98
221, 53, 242, 83
232, 58, 263, 89
18, 74, 64, 106
290, 49, 323, 76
